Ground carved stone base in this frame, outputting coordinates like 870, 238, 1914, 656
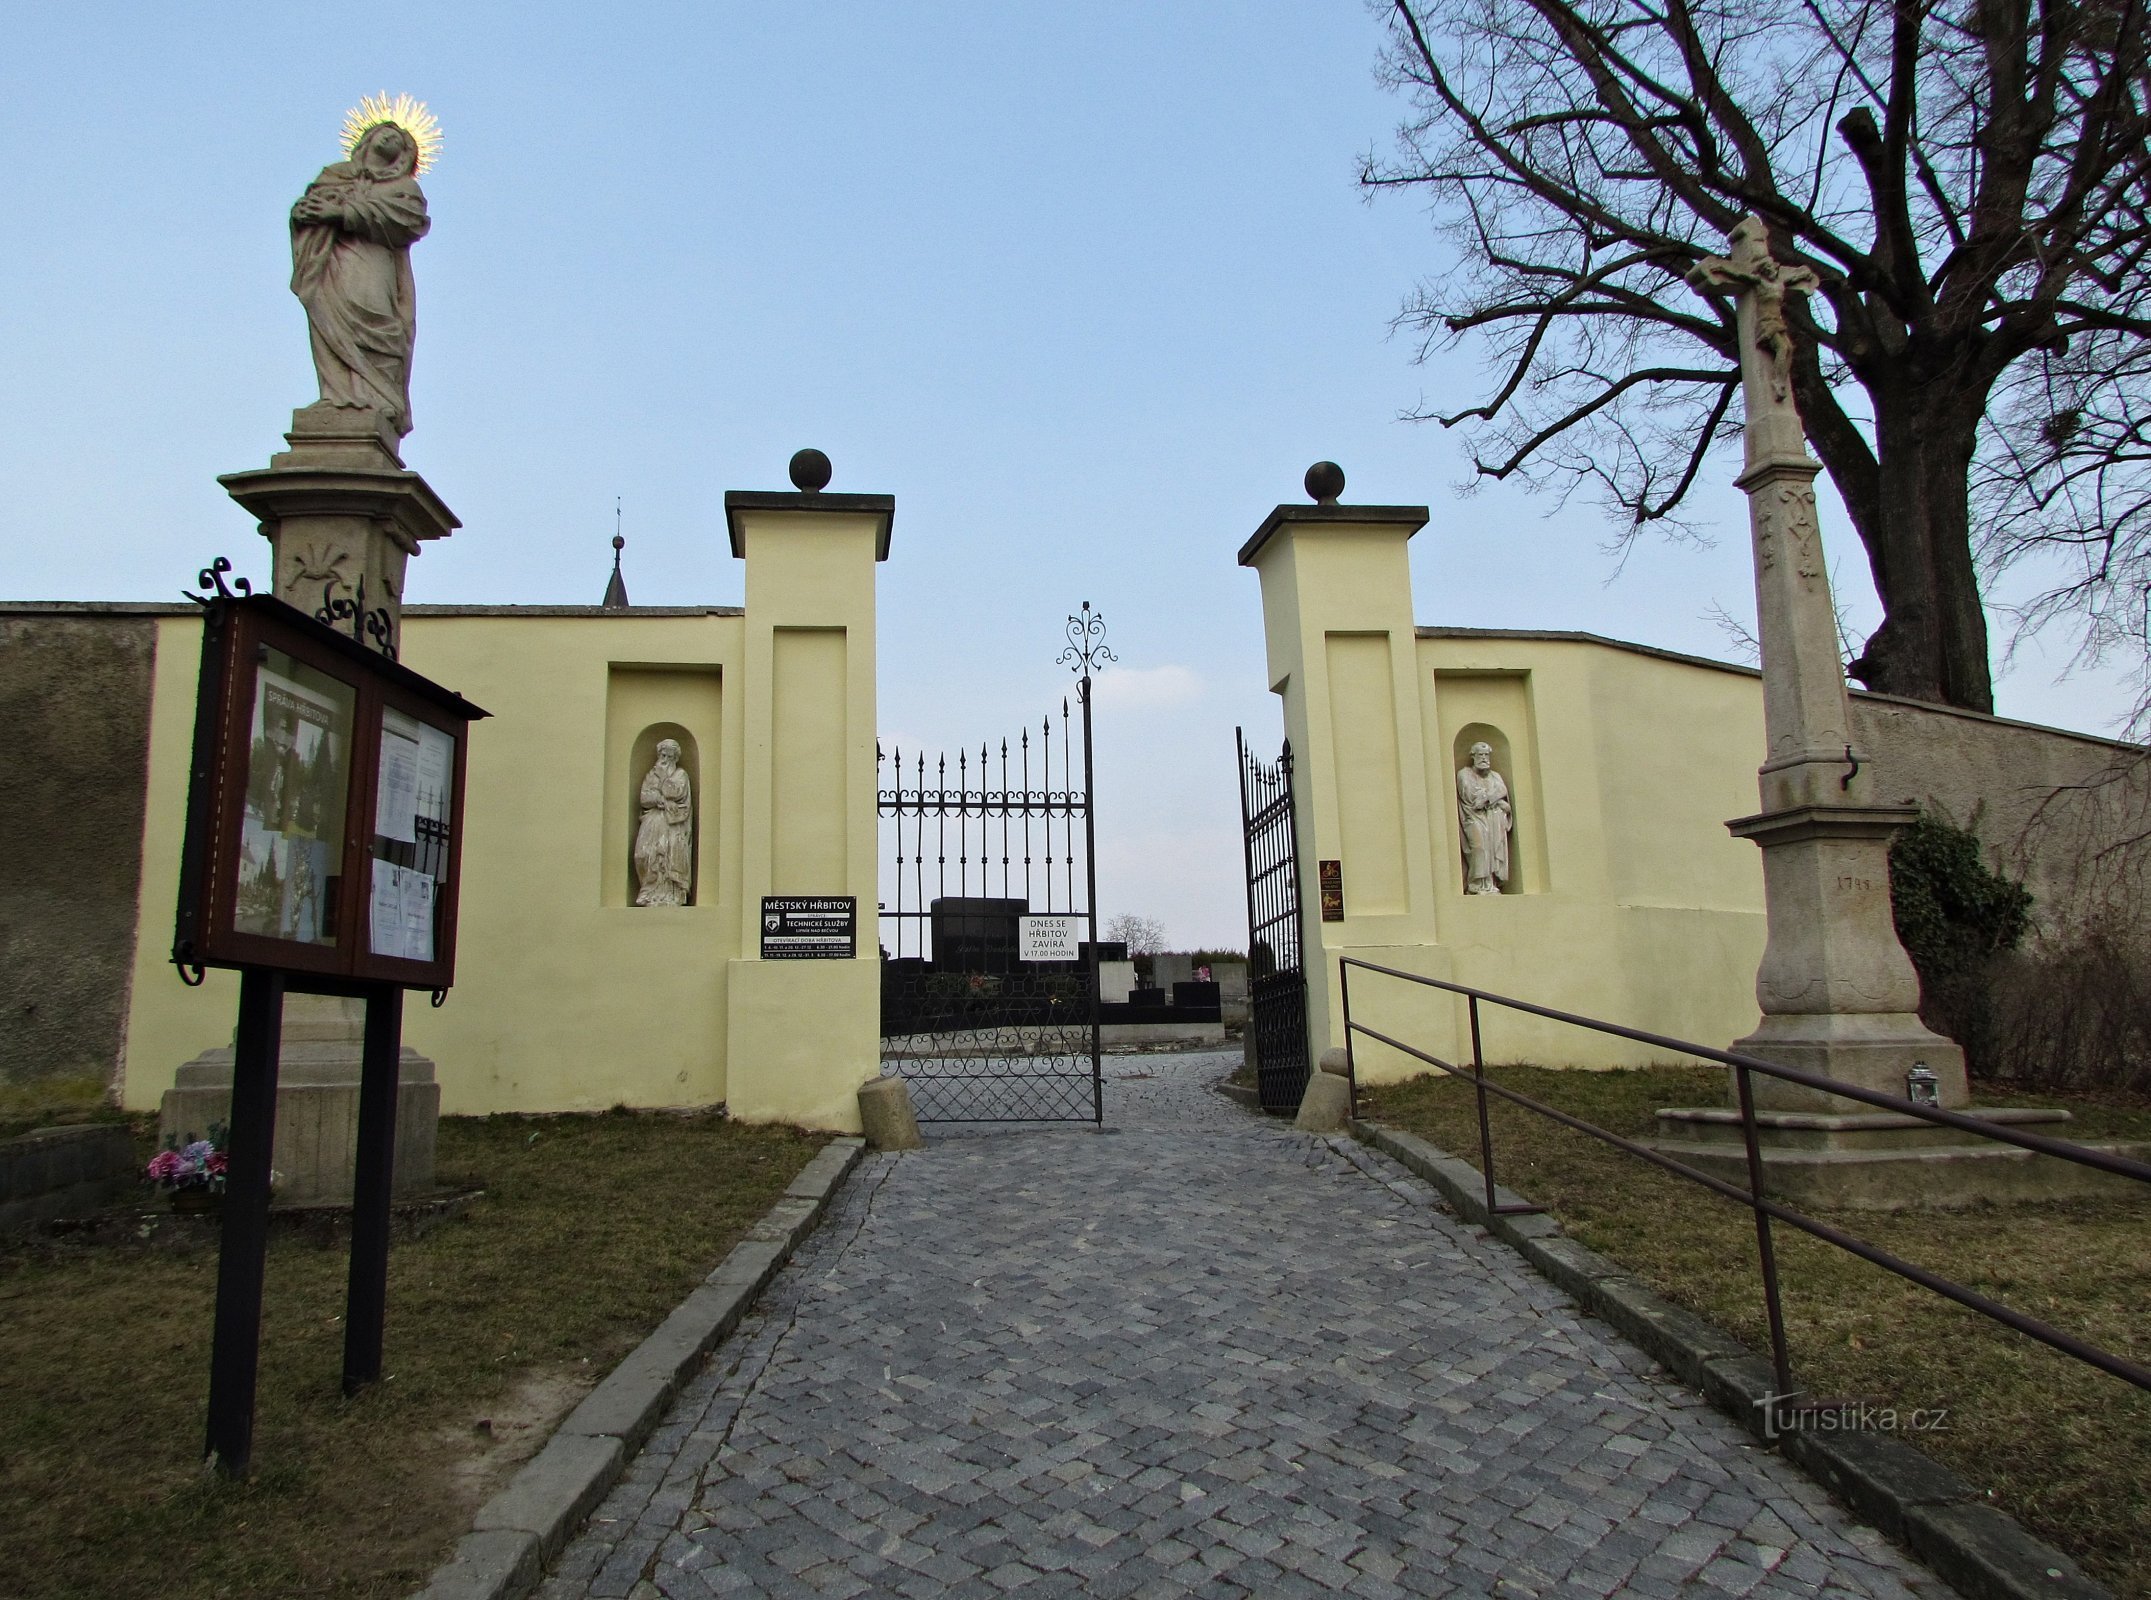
159, 996, 438, 1206
218, 407, 458, 658
1731, 1010, 1969, 1113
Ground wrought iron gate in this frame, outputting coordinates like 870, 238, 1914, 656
877, 606, 1112, 1124
1237, 730, 1311, 1113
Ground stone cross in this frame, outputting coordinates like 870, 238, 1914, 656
1685, 216, 1967, 1113
1688, 217, 1846, 813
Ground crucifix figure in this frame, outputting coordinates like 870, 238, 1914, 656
1690, 215, 1819, 417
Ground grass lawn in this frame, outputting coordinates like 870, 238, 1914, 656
1356, 1065, 2151, 1599
0, 1109, 827, 1600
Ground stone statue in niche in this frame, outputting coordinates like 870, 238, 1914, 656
634, 740, 694, 906
1456, 742, 1513, 895
290, 100, 436, 437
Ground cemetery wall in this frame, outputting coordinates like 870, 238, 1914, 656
1848, 690, 2142, 923
0, 607, 159, 1091
1339, 627, 2140, 1077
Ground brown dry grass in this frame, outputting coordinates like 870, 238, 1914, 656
1357, 1065, 2151, 1599
0, 1109, 825, 1600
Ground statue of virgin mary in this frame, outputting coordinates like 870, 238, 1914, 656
290, 98, 438, 437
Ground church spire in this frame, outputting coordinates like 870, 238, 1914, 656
601, 498, 629, 609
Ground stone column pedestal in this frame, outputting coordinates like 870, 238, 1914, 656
1727, 803, 1966, 1112
175, 403, 459, 1201
160, 996, 440, 1205
218, 405, 458, 660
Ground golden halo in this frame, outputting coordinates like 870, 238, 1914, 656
340, 93, 442, 175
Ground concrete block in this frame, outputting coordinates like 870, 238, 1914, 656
1294, 1071, 1352, 1133
1900, 1499, 2111, 1600
473, 1433, 625, 1562
858, 1074, 924, 1150
558, 1344, 687, 1453
1583, 1276, 1749, 1392
706, 1236, 784, 1293
745, 1195, 819, 1250
1695, 1353, 1782, 1430
1511, 1234, 1622, 1294
784, 1137, 862, 1200
413, 1528, 541, 1600
1780, 1428, 1969, 1547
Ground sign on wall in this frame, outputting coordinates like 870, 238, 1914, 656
1319, 859, 1344, 922
761, 897, 856, 959
1019, 915, 1081, 962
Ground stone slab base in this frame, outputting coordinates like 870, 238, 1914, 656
161, 1049, 439, 1205
1647, 1136, 2151, 1210
1654, 1103, 2070, 1154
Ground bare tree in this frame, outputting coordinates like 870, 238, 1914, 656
1103, 914, 1167, 954
1366, 0, 2151, 714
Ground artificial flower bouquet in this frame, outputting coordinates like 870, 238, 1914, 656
145, 1126, 230, 1196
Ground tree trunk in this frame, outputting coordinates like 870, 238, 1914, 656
1836, 378, 1996, 713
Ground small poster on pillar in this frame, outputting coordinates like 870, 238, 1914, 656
173, 593, 486, 989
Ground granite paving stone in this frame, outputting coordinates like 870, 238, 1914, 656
538, 1052, 1954, 1599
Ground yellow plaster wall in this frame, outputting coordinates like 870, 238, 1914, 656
771, 628, 849, 894
723, 508, 884, 1133
119, 610, 751, 1116
1244, 506, 1771, 1082
1324, 633, 1409, 917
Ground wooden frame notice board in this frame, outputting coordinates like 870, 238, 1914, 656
173, 595, 487, 989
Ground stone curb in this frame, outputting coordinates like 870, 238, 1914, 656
1350, 1120, 2111, 1600
410, 1135, 867, 1600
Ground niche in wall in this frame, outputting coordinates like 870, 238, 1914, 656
602, 665, 720, 908
1434, 668, 1548, 894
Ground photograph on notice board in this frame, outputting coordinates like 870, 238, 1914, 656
235, 651, 354, 945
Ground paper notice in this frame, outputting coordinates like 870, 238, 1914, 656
370, 860, 405, 956
415, 722, 454, 826
376, 717, 421, 844
368, 859, 437, 962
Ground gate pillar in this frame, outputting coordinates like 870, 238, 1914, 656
1238, 465, 1452, 1070
720, 454, 892, 1131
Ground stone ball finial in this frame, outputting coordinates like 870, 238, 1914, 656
789, 449, 834, 493
1305, 461, 1345, 504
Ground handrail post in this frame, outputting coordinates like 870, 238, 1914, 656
1340, 959, 1356, 1120
1735, 1061, 1796, 1427
1469, 994, 1498, 1216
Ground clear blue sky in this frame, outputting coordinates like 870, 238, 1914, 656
1, 4, 2129, 949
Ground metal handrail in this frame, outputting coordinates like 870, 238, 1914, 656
1338, 958, 2151, 1415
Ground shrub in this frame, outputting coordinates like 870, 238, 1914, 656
1887, 811, 2033, 1073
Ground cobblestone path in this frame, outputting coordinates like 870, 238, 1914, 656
539, 1052, 1948, 1599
